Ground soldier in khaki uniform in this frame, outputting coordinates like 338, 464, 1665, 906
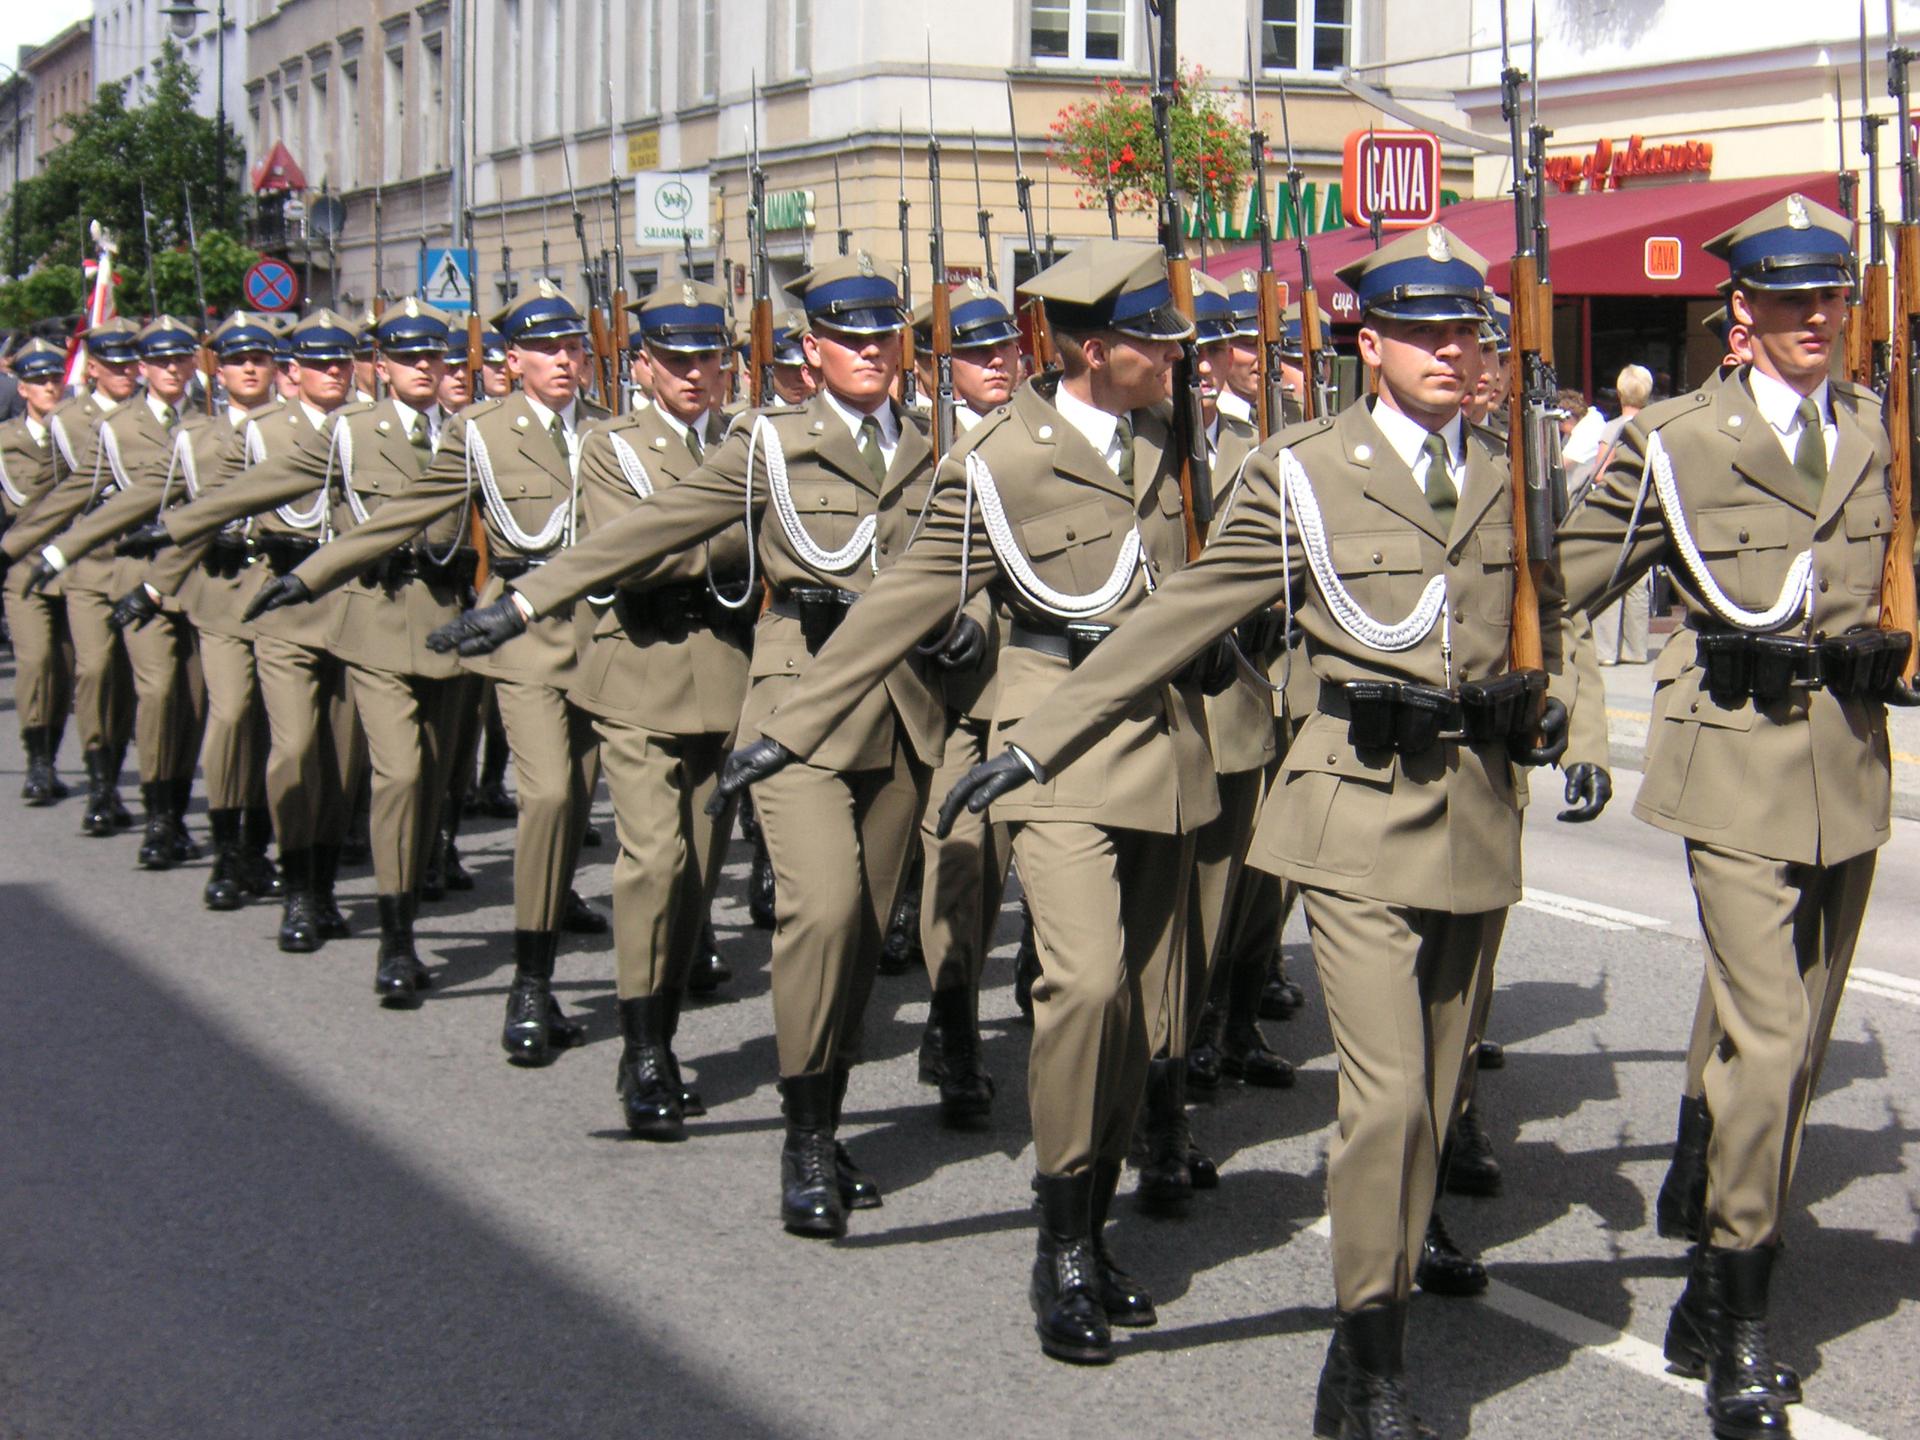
711, 242, 1213, 1362
112, 313, 285, 910
938, 228, 1575, 1427
1, 340, 76, 805
435, 255, 942, 1237
119, 310, 368, 951
250, 283, 609, 1062
26, 317, 211, 869
1555, 195, 1910, 1440
3, 320, 143, 836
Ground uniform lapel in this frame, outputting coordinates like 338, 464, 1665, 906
506, 393, 574, 488
1815, 390, 1875, 528
369, 398, 422, 475
1350, 404, 1448, 544
1016, 379, 1132, 503
806, 393, 879, 493
1449, 430, 1508, 548
881, 401, 931, 496
1723, 374, 1817, 516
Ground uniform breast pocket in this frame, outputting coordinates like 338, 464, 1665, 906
1329, 531, 1425, 617
507, 467, 554, 500
1693, 505, 1791, 602
787, 478, 863, 550
1021, 500, 1117, 594
1840, 491, 1894, 594
1472, 523, 1516, 624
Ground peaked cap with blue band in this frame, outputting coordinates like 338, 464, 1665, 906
1189, 269, 1236, 345
11, 337, 67, 381
374, 297, 455, 354
211, 311, 279, 358
1336, 223, 1490, 323
85, 317, 143, 363
137, 315, 202, 359
772, 309, 810, 366
491, 278, 589, 342
629, 278, 732, 353
1017, 239, 1194, 341
1224, 267, 1264, 338
1277, 299, 1333, 359
787, 252, 908, 336
1479, 295, 1511, 355
910, 280, 1021, 348
1705, 192, 1854, 292
286, 309, 359, 362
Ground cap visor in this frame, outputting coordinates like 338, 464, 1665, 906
1111, 304, 1197, 342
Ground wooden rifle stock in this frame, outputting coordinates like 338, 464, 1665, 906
748, 298, 774, 409
465, 307, 492, 594
1884, 223, 1919, 679
1855, 258, 1888, 387
930, 279, 953, 466
1017, 298, 1058, 375
1296, 282, 1326, 422
1254, 272, 1286, 437
1504, 253, 1548, 674
587, 306, 616, 413
1165, 254, 1205, 565
611, 288, 630, 414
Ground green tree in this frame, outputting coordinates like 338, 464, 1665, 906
151, 229, 260, 320
5, 42, 243, 287
0, 264, 88, 328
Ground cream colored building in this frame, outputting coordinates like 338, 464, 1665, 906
27, 19, 92, 166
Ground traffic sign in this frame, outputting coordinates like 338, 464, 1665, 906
421, 247, 476, 311
243, 258, 299, 312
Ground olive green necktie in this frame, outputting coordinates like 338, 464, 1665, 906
410, 416, 433, 459
158, 403, 177, 429
857, 415, 887, 485
1114, 415, 1134, 488
1793, 396, 1827, 505
1421, 431, 1457, 534
684, 421, 704, 464
548, 414, 572, 471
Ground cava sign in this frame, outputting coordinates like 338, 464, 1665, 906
1340, 130, 1441, 230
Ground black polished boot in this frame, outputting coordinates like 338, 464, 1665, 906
1136, 1057, 1214, 1208
440, 798, 474, 891
21, 727, 56, 805
1665, 1245, 1794, 1438
101, 744, 133, 829
1415, 1209, 1488, 1297
1312, 1303, 1435, 1440
137, 781, 178, 870
242, 808, 282, 898
1444, 1100, 1502, 1197
684, 922, 732, 996
1476, 1039, 1505, 1069
80, 748, 114, 836
1030, 1171, 1112, 1365
169, 777, 199, 860
616, 995, 685, 1140
919, 986, 994, 1126
202, 809, 246, 911
1187, 1002, 1226, 1092
581, 820, 602, 848
1221, 944, 1297, 1088
878, 861, 923, 976
277, 848, 321, 953
1658, 1095, 1713, 1242
374, 894, 429, 1007
1012, 903, 1040, 1023
561, 888, 609, 935
312, 843, 349, 938
420, 829, 448, 902
829, 1065, 881, 1210
1089, 1159, 1155, 1328
1261, 948, 1306, 1020
501, 929, 584, 1066
661, 989, 704, 1115
778, 1072, 846, 1238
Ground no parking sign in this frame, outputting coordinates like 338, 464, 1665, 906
243, 258, 299, 312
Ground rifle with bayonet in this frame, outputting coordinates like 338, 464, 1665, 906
969, 129, 997, 290
926, 46, 955, 461
1145, 0, 1211, 560
561, 140, 616, 410
464, 209, 491, 591
1882, 1, 1919, 680
749, 75, 775, 408
1271, 69, 1328, 418
1861, 4, 1892, 393
608, 86, 629, 415
181, 184, 215, 415
833, 156, 851, 256
1005, 80, 1058, 373
1838, 70, 1870, 387
1497, 2, 1562, 681
138, 182, 161, 320
1243, 32, 1286, 437
898, 116, 917, 404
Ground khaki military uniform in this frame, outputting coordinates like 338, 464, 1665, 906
752, 378, 1217, 1177
2, 394, 133, 759
0, 415, 75, 738
1003, 400, 1568, 1308
1556, 370, 1894, 1250
561, 407, 752, 1001
287, 391, 609, 934
516, 389, 943, 1079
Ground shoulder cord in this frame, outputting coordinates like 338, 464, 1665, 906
466, 419, 567, 555
275, 415, 330, 532
589, 430, 661, 606
756, 414, 879, 577
0, 445, 23, 508
95, 420, 126, 506
238, 419, 269, 540
705, 421, 766, 612
962, 448, 1144, 618
1641, 430, 1812, 633
1206, 446, 1295, 697
49, 414, 80, 475
160, 429, 196, 507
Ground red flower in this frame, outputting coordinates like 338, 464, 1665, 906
1119, 143, 1136, 164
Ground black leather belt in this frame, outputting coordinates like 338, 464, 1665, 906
368, 548, 477, 589
1319, 671, 1545, 756
489, 554, 548, 581
1008, 618, 1236, 693
615, 579, 756, 645
257, 534, 321, 575
768, 585, 859, 653
1687, 621, 1911, 703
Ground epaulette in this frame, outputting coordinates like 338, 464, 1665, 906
1832, 378, 1884, 409
580, 398, 612, 422
243, 397, 285, 421
1634, 387, 1712, 435
1467, 419, 1509, 455
1263, 413, 1336, 454
462, 396, 509, 423
335, 399, 380, 422
950, 404, 1015, 461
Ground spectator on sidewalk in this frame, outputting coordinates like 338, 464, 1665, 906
1589, 365, 1655, 665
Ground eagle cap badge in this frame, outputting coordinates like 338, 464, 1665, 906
1426, 225, 1452, 263
1786, 195, 1811, 230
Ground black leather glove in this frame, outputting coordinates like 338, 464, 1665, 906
924, 614, 986, 671
21, 553, 58, 595
1556, 761, 1613, 823
1511, 697, 1569, 767
705, 739, 798, 816
115, 520, 173, 559
935, 749, 1036, 838
427, 596, 528, 656
1884, 679, 1920, 707
243, 574, 311, 623
108, 585, 161, 633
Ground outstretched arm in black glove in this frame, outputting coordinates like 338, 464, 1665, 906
426, 594, 529, 656
705, 739, 798, 816
21, 551, 60, 595
1555, 762, 1613, 822
108, 585, 162, 632
919, 614, 986, 671
934, 749, 1040, 838
1510, 697, 1569, 768
243, 574, 312, 623
115, 520, 174, 559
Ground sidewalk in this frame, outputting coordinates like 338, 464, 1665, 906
1594, 634, 1920, 821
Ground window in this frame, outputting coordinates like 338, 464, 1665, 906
421, 36, 446, 169
338, 62, 358, 188
535, 0, 562, 137
791, 0, 810, 76
583, 0, 610, 127
700, 0, 719, 100
495, 0, 522, 147
1031, 0, 1126, 64
1260, 0, 1352, 74
626, 0, 660, 118
383, 46, 405, 181
310, 71, 329, 183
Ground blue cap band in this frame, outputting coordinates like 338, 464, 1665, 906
1725, 225, 1853, 290
1110, 279, 1173, 326
639, 302, 730, 351
375, 315, 452, 352
806, 274, 907, 333
89, 335, 140, 363
291, 324, 357, 361
14, 351, 65, 380
139, 331, 200, 359
501, 295, 589, 342
771, 328, 808, 365
1354, 253, 1486, 320
216, 324, 278, 357
950, 296, 1019, 347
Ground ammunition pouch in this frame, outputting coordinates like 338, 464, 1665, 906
614, 579, 756, 648
257, 533, 321, 576
1321, 671, 1544, 757
1008, 618, 1234, 692
366, 548, 478, 591
1821, 627, 1913, 700
1692, 623, 1911, 704
201, 534, 252, 581
488, 554, 547, 582
770, 585, 860, 654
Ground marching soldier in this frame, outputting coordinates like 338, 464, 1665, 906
248, 281, 609, 1062
1, 339, 77, 805
930, 228, 1575, 1424
3, 319, 144, 836
26, 317, 211, 870
1555, 194, 1910, 1439
432, 254, 943, 1237
709, 240, 1212, 1360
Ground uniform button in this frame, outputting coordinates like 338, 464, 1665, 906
1327, 753, 1337, 764
1371, 551, 1383, 564
785, 657, 795, 669
1448, 554, 1459, 566
817, 496, 828, 506
1738, 528, 1750, 544
1819, 578, 1831, 592
879, 543, 889, 554
1690, 700, 1699, 713
1066, 528, 1077, 541
1453, 606, 1465, 622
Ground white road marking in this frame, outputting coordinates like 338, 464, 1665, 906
1519, 888, 1671, 933
1298, 1215, 1882, 1439
1849, 967, 1920, 1008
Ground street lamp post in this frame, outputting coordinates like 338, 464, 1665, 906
159, 0, 230, 228
1, 60, 22, 280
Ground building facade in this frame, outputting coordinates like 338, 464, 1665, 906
26, 20, 93, 167
92, 0, 249, 142
0, 61, 36, 274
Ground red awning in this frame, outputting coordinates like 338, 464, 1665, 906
1206, 171, 1845, 317
250, 140, 308, 196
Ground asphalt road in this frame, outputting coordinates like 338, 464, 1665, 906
2, 657, 1916, 1440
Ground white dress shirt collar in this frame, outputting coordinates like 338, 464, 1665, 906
1370, 399, 1463, 494
523, 394, 579, 434
822, 386, 899, 447
1054, 382, 1124, 474
1747, 365, 1834, 464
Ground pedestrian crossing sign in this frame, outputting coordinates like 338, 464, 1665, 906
421, 248, 477, 311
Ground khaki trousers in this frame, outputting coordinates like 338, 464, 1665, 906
4, 579, 73, 732
64, 580, 133, 756
348, 665, 461, 898
1152, 765, 1263, 1056
124, 608, 203, 783
195, 628, 265, 811
491, 677, 600, 933
596, 718, 732, 999
1685, 841, 1876, 1249
1302, 887, 1499, 1311
753, 737, 929, 1078
255, 633, 365, 853
1014, 819, 1193, 1178
919, 711, 1012, 999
